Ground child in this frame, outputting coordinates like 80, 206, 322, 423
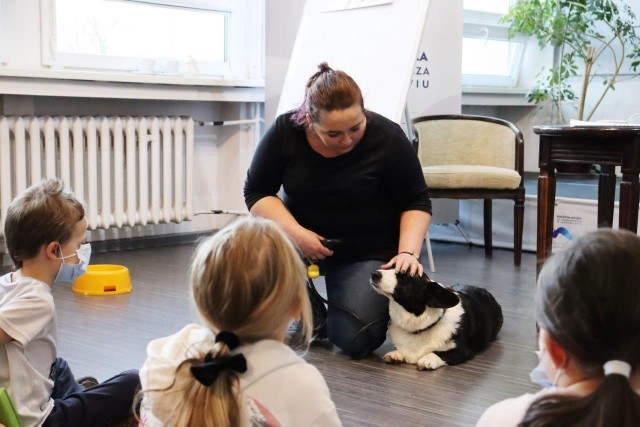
138, 217, 341, 426
477, 229, 640, 427
0, 178, 140, 426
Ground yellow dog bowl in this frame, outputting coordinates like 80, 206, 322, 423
73, 264, 132, 296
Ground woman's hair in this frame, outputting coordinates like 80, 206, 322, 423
139, 217, 312, 426
290, 62, 364, 126
521, 229, 640, 427
4, 178, 85, 268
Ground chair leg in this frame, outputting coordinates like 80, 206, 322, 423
514, 197, 525, 267
453, 220, 473, 245
425, 230, 436, 273
483, 199, 492, 258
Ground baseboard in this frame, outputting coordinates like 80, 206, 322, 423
90, 230, 216, 253
0, 230, 217, 268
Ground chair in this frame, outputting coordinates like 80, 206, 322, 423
0, 387, 21, 427
412, 114, 525, 266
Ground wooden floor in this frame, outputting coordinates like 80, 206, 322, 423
14, 239, 540, 426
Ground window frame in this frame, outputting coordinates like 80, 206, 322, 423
39, 0, 252, 78
462, 7, 528, 88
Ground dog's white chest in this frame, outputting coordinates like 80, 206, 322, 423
388, 304, 463, 364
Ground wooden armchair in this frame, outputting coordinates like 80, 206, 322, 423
412, 114, 525, 266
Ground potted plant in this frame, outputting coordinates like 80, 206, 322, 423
503, 0, 640, 123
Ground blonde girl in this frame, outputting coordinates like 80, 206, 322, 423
138, 217, 341, 426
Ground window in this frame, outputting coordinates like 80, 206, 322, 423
41, 0, 262, 79
462, 0, 527, 87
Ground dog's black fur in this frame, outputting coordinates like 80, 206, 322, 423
370, 270, 503, 369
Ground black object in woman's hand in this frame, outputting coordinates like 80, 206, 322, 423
321, 239, 343, 249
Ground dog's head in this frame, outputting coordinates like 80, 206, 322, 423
370, 270, 460, 316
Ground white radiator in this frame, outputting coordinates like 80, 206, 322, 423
0, 116, 194, 237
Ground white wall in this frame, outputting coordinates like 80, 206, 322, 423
0, 0, 41, 68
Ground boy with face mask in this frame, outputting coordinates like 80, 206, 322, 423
0, 178, 139, 427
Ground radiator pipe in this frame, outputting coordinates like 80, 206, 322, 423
196, 105, 262, 218
195, 118, 263, 126
194, 209, 248, 216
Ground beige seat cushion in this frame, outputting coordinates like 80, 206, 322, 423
423, 165, 521, 189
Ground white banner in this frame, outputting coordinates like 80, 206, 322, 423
405, 0, 463, 225
406, 0, 462, 119
551, 197, 640, 251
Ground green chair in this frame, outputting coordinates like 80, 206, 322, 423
0, 387, 21, 427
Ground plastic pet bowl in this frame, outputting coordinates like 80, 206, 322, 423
72, 264, 132, 296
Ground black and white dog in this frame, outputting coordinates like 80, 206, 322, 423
370, 270, 503, 370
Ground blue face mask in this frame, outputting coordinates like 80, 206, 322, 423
529, 345, 564, 388
55, 243, 91, 283
529, 351, 554, 387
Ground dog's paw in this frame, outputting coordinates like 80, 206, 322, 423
417, 353, 446, 370
383, 350, 405, 364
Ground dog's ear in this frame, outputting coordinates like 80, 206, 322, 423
423, 281, 460, 309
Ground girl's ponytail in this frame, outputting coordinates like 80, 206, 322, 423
521, 360, 640, 427
138, 331, 248, 426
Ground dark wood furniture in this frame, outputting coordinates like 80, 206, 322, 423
534, 125, 640, 273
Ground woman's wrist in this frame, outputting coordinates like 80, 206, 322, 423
398, 251, 418, 259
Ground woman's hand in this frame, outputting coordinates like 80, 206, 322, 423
381, 252, 423, 276
293, 228, 333, 261
248, 198, 334, 261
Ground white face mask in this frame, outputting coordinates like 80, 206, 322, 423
55, 243, 91, 283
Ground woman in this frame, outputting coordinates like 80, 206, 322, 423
244, 62, 432, 359
477, 229, 640, 427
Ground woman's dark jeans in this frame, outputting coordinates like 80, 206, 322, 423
322, 259, 389, 359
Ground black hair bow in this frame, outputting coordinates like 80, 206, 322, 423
190, 331, 247, 387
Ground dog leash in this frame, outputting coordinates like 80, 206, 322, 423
307, 276, 389, 356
